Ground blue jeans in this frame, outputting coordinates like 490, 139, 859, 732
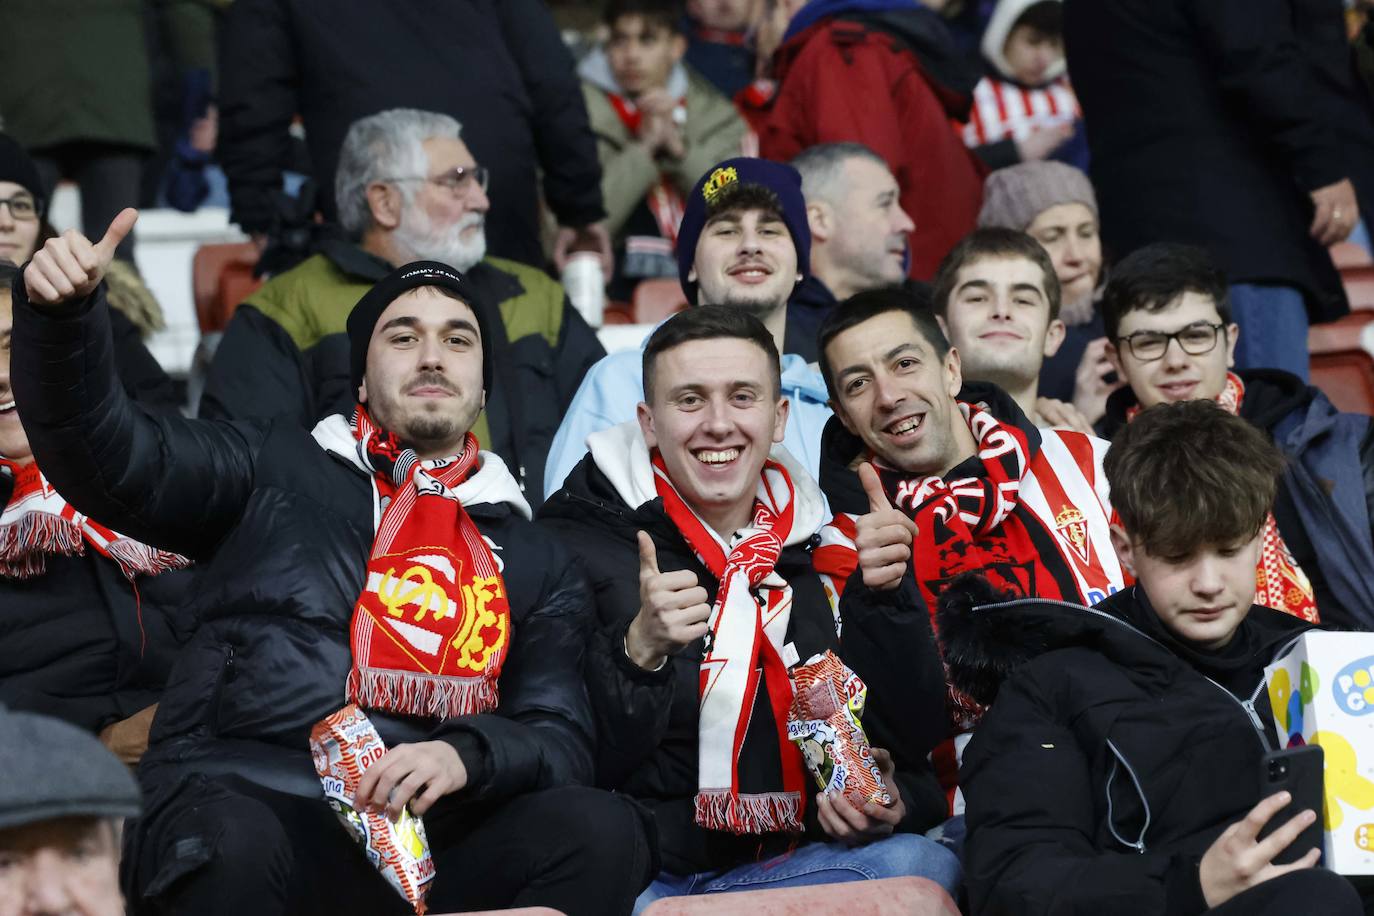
632, 834, 961, 914
1229, 283, 1310, 381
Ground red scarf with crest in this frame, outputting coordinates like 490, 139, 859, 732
347, 406, 512, 719
651, 450, 807, 835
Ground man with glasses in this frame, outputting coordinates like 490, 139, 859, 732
201, 109, 605, 506
1098, 242, 1374, 630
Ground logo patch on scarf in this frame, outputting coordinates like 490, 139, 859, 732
360, 548, 509, 673
1053, 506, 1090, 564
702, 166, 739, 203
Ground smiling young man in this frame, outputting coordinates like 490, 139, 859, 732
544, 157, 834, 498
950, 401, 1363, 916
1098, 242, 1374, 630
539, 305, 958, 908
932, 227, 1090, 431
12, 214, 654, 915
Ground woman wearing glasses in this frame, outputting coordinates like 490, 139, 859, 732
1095, 242, 1374, 631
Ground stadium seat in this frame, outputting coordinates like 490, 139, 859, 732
603, 301, 635, 325
192, 242, 262, 334
1309, 311, 1374, 415
641, 877, 961, 915
1332, 240, 1374, 271
633, 278, 689, 324
1342, 265, 1374, 312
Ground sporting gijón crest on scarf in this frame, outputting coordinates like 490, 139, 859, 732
872, 401, 1119, 614
347, 407, 511, 719
652, 450, 808, 835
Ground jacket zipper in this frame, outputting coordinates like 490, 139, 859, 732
1105, 739, 1151, 853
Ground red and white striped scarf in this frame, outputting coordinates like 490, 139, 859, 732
651, 450, 807, 834
0, 459, 188, 580
347, 406, 512, 719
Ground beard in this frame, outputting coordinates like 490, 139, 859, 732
365, 371, 482, 457
394, 208, 487, 272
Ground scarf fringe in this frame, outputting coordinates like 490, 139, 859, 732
103, 538, 192, 580
694, 789, 802, 835
0, 513, 87, 577
348, 667, 500, 719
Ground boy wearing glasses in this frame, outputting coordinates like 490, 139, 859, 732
1098, 242, 1374, 630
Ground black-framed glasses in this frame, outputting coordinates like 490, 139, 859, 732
1115, 321, 1227, 362
381, 165, 489, 196
0, 194, 38, 221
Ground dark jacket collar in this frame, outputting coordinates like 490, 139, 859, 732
936, 573, 1313, 707
1098, 368, 1318, 441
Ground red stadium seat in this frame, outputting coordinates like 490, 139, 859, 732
633, 278, 689, 324
641, 877, 961, 915
1332, 240, 1373, 271
192, 242, 262, 334
1309, 311, 1374, 414
603, 301, 635, 325
1342, 265, 1374, 312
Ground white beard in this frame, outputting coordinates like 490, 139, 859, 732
394, 208, 487, 272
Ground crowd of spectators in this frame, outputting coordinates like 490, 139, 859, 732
4, 0, 1374, 914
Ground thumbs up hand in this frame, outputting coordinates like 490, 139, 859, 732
24, 208, 138, 308
854, 462, 919, 591
624, 530, 712, 670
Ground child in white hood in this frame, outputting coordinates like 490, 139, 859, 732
960, 0, 1087, 172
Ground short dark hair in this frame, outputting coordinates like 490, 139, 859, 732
817, 286, 944, 400
642, 305, 782, 402
603, 0, 684, 35
1105, 400, 1285, 558
931, 227, 1062, 321
1101, 242, 1231, 341
1013, 1, 1062, 38
705, 182, 784, 227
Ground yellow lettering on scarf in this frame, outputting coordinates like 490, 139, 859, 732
378, 565, 448, 622
452, 575, 508, 672
1313, 730, 1374, 830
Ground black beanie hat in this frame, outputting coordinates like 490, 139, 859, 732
346, 261, 492, 396
0, 134, 46, 216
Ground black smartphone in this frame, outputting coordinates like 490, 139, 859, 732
1258, 745, 1325, 866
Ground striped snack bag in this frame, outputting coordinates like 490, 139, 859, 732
310, 704, 436, 914
786, 650, 892, 809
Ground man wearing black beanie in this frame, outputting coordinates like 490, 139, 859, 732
13, 211, 656, 916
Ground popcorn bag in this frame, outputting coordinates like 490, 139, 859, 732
786, 650, 891, 809
309, 704, 436, 913
1265, 631, 1374, 874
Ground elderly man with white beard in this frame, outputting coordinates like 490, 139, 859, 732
200, 108, 606, 505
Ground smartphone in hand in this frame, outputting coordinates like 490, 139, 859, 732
1258, 745, 1325, 866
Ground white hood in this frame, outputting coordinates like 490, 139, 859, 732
311, 414, 532, 533
981, 0, 1066, 84
585, 419, 826, 549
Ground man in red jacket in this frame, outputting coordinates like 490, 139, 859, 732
760, 0, 987, 280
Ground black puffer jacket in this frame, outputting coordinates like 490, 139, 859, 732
945, 578, 1311, 916
539, 441, 949, 875
11, 284, 596, 805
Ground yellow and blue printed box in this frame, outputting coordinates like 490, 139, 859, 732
1265, 631, 1374, 874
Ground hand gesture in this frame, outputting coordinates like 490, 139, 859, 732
1035, 396, 1094, 436
1310, 178, 1359, 247
1199, 791, 1320, 909
624, 531, 712, 670
353, 740, 469, 820
1071, 337, 1123, 426
854, 462, 919, 591
24, 208, 138, 307
816, 747, 907, 846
